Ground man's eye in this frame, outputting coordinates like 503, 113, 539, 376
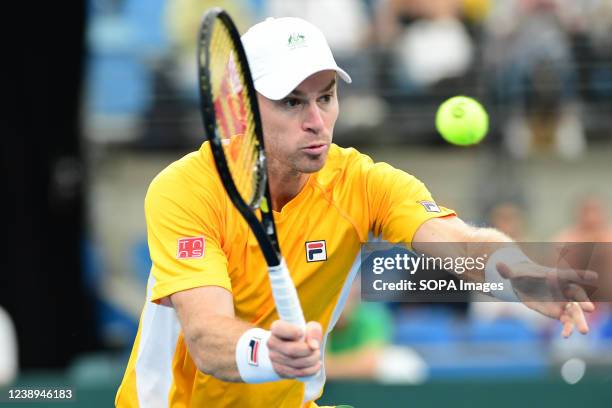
283, 98, 301, 108
319, 94, 332, 103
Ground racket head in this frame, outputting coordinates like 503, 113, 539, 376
197, 10, 305, 330
198, 8, 281, 265
197, 8, 266, 211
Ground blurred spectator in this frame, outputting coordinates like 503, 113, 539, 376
551, 195, 612, 357
558, 0, 612, 104
325, 278, 428, 383
264, 0, 372, 58
128, 0, 258, 149
487, 201, 529, 241
553, 195, 612, 303
164, 0, 256, 99
484, 0, 586, 159
462, 0, 491, 24
554, 195, 612, 243
375, 0, 475, 93
85, 0, 166, 144
0, 306, 17, 385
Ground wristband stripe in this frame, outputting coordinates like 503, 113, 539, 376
248, 338, 260, 366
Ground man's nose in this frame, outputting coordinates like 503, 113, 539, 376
301, 102, 324, 134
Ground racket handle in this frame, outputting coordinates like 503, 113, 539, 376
268, 258, 306, 329
268, 258, 320, 386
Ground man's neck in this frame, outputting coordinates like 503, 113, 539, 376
268, 170, 310, 212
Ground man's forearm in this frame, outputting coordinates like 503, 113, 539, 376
413, 217, 516, 283
182, 314, 253, 382
171, 286, 321, 384
462, 226, 514, 283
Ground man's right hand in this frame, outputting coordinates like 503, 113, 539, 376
267, 320, 322, 378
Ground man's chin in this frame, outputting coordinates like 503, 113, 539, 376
298, 155, 328, 174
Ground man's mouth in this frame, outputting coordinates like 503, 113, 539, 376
302, 143, 328, 155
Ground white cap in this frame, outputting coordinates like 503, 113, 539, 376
241, 17, 352, 100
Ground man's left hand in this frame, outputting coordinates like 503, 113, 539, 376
497, 261, 597, 337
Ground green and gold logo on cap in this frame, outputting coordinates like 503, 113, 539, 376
287, 32, 306, 49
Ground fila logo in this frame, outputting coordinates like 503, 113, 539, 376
305, 240, 327, 262
419, 200, 441, 213
177, 237, 205, 259
248, 337, 261, 366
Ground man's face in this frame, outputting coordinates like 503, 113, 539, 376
257, 70, 339, 176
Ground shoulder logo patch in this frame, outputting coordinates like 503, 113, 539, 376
177, 237, 205, 259
305, 240, 327, 262
419, 200, 441, 213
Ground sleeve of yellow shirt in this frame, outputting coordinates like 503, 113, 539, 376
144, 163, 232, 303
365, 160, 455, 246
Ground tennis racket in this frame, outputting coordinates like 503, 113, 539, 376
197, 8, 306, 329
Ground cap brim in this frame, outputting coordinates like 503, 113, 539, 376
254, 65, 352, 100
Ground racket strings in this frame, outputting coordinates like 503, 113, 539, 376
210, 22, 260, 206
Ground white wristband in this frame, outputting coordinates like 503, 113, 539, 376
235, 328, 280, 383
485, 247, 528, 302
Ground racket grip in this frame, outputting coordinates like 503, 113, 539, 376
268, 259, 320, 386
268, 258, 306, 329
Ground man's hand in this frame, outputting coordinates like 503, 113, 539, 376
497, 262, 597, 338
267, 320, 322, 378
413, 217, 600, 339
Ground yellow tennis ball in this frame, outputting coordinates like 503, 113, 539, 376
435, 96, 489, 146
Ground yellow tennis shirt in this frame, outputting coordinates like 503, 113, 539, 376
116, 143, 455, 407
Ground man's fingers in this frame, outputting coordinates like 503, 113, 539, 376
497, 262, 598, 285
270, 320, 304, 341
561, 302, 590, 338
556, 268, 598, 284
272, 360, 321, 379
268, 320, 323, 379
563, 284, 595, 313
267, 336, 314, 358
561, 320, 573, 338
305, 321, 322, 350
269, 349, 321, 370
560, 311, 576, 338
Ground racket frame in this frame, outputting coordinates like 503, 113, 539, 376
197, 8, 281, 267
197, 7, 310, 363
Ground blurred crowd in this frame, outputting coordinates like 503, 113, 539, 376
86, 0, 612, 156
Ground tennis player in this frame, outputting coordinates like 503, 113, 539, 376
116, 16, 595, 408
